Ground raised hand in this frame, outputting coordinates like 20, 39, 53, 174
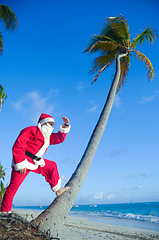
62, 116, 69, 126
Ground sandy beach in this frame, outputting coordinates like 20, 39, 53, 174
12, 209, 159, 240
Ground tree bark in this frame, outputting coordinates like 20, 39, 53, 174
32, 53, 127, 238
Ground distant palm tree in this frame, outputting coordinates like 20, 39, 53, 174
0, 181, 7, 206
0, 181, 6, 200
33, 15, 157, 238
0, 85, 7, 112
0, 163, 6, 206
0, 4, 18, 53
0, 5, 18, 112
0, 163, 5, 180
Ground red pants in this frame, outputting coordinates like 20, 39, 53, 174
1, 159, 60, 212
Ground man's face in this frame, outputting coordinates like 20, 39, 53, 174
47, 122, 54, 127
41, 122, 54, 127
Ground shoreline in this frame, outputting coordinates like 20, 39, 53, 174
69, 213, 159, 232
12, 209, 159, 240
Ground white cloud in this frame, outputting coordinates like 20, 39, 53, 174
77, 81, 85, 91
122, 173, 136, 179
33, 198, 39, 202
94, 192, 103, 199
140, 92, 158, 104
61, 175, 69, 184
135, 185, 143, 190
107, 189, 116, 200
48, 88, 60, 96
87, 105, 97, 113
12, 90, 56, 123
114, 95, 122, 108
140, 96, 155, 103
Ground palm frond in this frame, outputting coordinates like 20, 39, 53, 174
117, 55, 130, 92
83, 38, 120, 54
0, 163, 5, 180
0, 181, 5, 192
0, 5, 18, 30
89, 52, 116, 74
83, 34, 118, 53
135, 50, 154, 80
101, 15, 130, 48
2, 93, 7, 100
131, 26, 157, 49
91, 59, 114, 84
0, 31, 3, 54
84, 14, 156, 87
0, 85, 7, 100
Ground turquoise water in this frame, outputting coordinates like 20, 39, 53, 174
13, 202, 159, 225
71, 202, 159, 224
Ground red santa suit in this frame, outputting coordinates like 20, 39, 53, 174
1, 113, 71, 213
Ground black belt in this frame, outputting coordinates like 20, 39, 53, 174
25, 150, 41, 161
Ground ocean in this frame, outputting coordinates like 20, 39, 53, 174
13, 202, 159, 231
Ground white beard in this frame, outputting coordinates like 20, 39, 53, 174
41, 123, 53, 139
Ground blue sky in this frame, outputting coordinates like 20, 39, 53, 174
0, 0, 159, 206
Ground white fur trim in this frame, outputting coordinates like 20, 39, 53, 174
60, 124, 71, 133
33, 158, 45, 167
37, 122, 42, 130
35, 138, 50, 157
12, 159, 38, 171
1, 211, 12, 214
40, 117, 54, 125
52, 178, 61, 192
12, 159, 28, 171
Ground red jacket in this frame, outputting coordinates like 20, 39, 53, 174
12, 124, 70, 171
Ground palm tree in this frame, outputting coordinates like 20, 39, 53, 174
0, 4, 18, 53
0, 181, 6, 200
0, 5, 18, 111
33, 15, 157, 237
0, 163, 6, 207
0, 85, 7, 112
0, 163, 5, 180
0, 181, 7, 207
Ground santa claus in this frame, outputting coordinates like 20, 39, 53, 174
1, 113, 71, 213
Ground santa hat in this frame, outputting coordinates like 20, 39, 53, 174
38, 113, 54, 125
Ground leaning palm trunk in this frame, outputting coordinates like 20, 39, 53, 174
33, 53, 127, 238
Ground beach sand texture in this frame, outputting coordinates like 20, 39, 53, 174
10, 210, 159, 240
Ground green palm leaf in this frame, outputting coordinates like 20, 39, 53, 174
135, 50, 154, 80
101, 15, 130, 47
84, 14, 157, 90
0, 85, 7, 111
0, 5, 18, 30
0, 85, 7, 100
91, 59, 114, 84
0, 181, 7, 200
131, 26, 157, 49
83, 35, 119, 54
0, 163, 5, 180
90, 52, 116, 74
107, 16, 130, 46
